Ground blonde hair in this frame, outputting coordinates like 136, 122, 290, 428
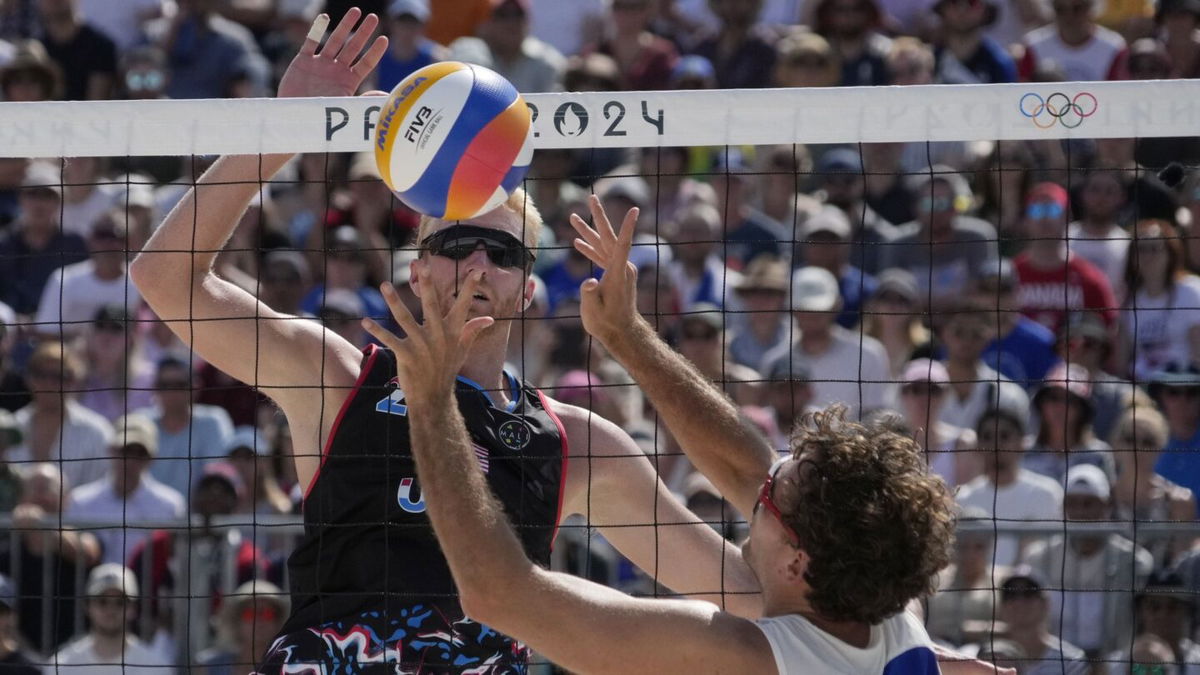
887, 36, 935, 73
416, 187, 544, 252
1111, 404, 1168, 450
29, 340, 83, 383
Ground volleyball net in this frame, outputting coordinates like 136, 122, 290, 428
2, 80, 1200, 672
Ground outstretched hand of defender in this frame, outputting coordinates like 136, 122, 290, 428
278, 8, 388, 99
362, 272, 495, 403
570, 195, 641, 347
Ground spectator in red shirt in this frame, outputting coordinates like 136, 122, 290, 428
1017, 0, 1129, 81
1015, 182, 1118, 338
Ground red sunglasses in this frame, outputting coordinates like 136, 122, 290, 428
755, 458, 801, 547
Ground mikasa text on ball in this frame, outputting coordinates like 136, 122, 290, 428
374, 62, 533, 221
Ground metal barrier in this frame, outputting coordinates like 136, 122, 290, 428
3, 513, 1197, 665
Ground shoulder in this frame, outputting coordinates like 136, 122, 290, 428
1068, 254, 1106, 279
891, 222, 922, 242
68, 401, 113, 436
1019, 469, 1066, 497
542, 396, 634, 457
125, 638, 170, 665
1055, 637, 1088, 660
1024, 24, 1058, 46
1013, 317, 1057, 345
1093, 25, 1127, 49
954, 216, 997, 240
192, 403, 233, 426
957, 475, 990, 499
53, 636, 94, 663
69, 478, 110, 505
142, 475, 186, 509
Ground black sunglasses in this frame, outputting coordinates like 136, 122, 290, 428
422, 224, 535, 270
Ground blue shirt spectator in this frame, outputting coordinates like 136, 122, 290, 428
981, 317, 1059, 390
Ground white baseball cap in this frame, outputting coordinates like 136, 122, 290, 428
1065, 464, 1110, 501
389, 0, 430, 21
86, 563, 138, 597
790, 266, 840, 313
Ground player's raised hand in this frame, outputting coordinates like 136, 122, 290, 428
362, 271, 495, 402
278, 8, 389, 99
570, 195, 640, 347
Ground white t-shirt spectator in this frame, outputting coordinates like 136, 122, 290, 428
760, 326, 894, 418
34, 260, 141, 337
8, 400, 111, 491
937, 363, 1029, 431
1020, 23, 1126, 81
448, 36, 565, 93
956, 469, 1064, 566
1067, 221, 1129, 296
756, 609, 938, 674
78, 0, 164, 51
51, 633, 173, 673
138, 403, 234, 499
67, 471, 185, 565
1122, 275, 1200, 381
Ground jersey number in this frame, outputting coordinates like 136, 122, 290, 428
376, 389, 408, 416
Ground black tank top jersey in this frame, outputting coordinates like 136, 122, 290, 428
275, 344, 567, 672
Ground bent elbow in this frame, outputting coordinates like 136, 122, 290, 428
459, 585, 504, 627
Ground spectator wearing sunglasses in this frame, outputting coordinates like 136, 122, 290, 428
1015, 182, 1118, 339
812, 148, 899, 277
1120, 220, 1200, 383
1068, 170, 1132, 296
8, 341, 111, 492
300, 226, 388, 329
197, 580, 289, 675
33, 212, 142, 339
138, 356, 234, 499
1110, 405, 1195, 566
881, 170, 998, 310
958, 404, 1063, 567
1149, 363, 1200, 508
77, 305, 155, 423
993, 566, 1089, 675
970, 259, 1059, 391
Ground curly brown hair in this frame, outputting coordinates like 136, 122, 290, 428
781, 405, 955, 624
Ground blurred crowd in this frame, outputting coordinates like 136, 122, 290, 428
0, 0, 1199, 672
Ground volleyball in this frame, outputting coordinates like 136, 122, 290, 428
374, 61, 533, 221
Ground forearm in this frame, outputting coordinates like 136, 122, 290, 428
602, 318, 775, 514
406, 389, 533, 604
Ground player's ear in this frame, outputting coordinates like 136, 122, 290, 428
785, 547, 809, 585
522, 276, 535, 310
409, 257, 425, 299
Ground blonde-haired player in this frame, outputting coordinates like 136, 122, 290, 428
132, 8, 757, 671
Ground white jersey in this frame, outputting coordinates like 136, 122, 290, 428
756, 610, 939, 674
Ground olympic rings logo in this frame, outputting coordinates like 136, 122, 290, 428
1019, 92, 1098, 129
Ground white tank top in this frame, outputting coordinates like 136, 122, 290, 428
755, 610, 940, 675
